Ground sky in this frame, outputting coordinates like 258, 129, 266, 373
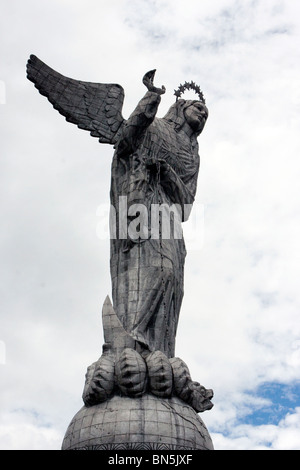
1, 0, 300, 450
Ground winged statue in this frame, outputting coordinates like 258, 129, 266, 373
27, 55, 213, 412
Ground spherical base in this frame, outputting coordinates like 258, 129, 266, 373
62, 394, 213, 450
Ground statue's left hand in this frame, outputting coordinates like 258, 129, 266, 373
143, 70, 166, 95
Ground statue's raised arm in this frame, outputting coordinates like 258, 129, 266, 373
115, 69, 166, 157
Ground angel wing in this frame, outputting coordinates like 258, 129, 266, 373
26, 54, 125, 145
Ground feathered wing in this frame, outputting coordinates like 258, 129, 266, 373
26, 54, 125, 144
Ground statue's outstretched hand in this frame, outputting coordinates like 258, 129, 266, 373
143, 70, 166, 95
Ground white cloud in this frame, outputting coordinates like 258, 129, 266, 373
211, 407, 300, 450
0, 410, 62, 450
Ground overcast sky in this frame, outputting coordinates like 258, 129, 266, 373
1, 0, 300, 450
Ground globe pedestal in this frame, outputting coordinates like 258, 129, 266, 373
62, 394, 213, 450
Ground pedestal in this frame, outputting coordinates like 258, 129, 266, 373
62, 394, 213, 450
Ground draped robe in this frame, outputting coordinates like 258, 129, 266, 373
110, 91, 200, 358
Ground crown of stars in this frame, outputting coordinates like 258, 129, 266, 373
174, 81, 206, 104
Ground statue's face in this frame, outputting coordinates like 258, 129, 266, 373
184, 102, 208, 134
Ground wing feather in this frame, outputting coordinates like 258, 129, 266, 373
26, 54, 125, 144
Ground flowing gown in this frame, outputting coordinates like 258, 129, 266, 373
109, 91, 200, 358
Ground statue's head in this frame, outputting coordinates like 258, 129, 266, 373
164, 99, 208, 136
164, 81, 208, 136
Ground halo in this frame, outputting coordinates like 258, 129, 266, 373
174, 81, 206, 104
